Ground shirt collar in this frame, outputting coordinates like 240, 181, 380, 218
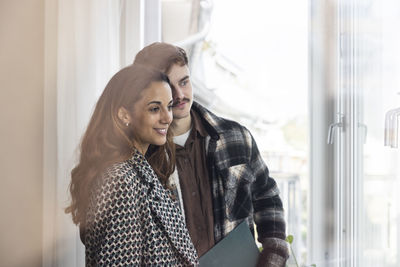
175, 110, 208, 149
191, 109, 208, 138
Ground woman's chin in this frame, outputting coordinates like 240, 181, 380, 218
152, 138, 167, 146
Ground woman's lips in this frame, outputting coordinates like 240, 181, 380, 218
154, 128, 167, 135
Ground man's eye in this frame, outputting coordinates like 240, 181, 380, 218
167, 105, 173, 111
179, 80, 188, 87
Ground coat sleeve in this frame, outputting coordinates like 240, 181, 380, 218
246, 131, 289, 266
84, 167, 143, 266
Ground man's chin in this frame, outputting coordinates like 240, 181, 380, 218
172, 111, 190, 120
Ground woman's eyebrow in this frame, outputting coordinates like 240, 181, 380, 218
147, 101, 161, 105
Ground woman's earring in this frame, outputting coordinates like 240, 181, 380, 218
125, 122, 130, 127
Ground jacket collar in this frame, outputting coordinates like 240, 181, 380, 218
127, 149, 199, 264
192, 101, 234, 139
127, 149, 156, 184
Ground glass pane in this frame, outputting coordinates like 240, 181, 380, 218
355, 1, 400, 266
200, 0, 309, 265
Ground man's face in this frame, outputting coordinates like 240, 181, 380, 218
167, 64, 193, 120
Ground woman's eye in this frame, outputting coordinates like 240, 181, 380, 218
149, 107, 160, 112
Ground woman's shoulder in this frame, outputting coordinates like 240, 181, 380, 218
96, 159, 140, 192
85, 160, 143, 238
105, 159, 135, 178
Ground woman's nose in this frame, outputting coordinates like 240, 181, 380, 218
161, 109, 173, 124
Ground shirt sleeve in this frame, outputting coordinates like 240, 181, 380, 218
84, 168, 142, 266
247, 131, 289, 266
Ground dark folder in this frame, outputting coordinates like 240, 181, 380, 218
199, 221, 260, 267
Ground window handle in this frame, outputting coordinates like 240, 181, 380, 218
384, 108, 400, 148
384, 109, 395, 147
358, 123, 368, 144
392, 111, 399, 148
327, 114, 344, 144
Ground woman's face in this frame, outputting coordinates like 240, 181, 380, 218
129, 81, 173, 154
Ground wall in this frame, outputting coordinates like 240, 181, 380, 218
0, 0, 44, 266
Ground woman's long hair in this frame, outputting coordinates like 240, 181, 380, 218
65, 64, 175, 228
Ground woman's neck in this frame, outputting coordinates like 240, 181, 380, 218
133, 142, 148, 156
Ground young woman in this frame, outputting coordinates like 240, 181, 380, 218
65, 65, 198, 266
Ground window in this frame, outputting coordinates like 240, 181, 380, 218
336, 0, 400, 266
196, 0, 310, 265
189, 1, 400, 266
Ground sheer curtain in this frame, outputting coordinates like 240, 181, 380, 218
43, 0, 193, 265
49, 0, 122, 266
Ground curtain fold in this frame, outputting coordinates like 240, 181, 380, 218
55, 0, 122, 265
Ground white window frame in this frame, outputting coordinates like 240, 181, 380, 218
309, 1, 364, 266
309, 1, 339, 266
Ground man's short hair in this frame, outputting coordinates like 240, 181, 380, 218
133, 42, 188, 74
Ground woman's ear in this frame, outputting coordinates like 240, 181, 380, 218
117, 107, 131, 126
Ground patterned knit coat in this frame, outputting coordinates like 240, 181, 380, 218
82, 151, 199, 266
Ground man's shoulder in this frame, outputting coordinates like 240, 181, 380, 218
192, 101, 249, 135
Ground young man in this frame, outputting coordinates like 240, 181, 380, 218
134, 42, 289, 266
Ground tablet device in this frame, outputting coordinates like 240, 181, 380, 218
199, 221, 260, 267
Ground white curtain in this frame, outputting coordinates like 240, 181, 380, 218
55, 0, 122, 265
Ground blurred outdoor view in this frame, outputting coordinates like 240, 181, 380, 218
354, 1, 400, 266
180, 0, 310, 265
169, 0, 400, 266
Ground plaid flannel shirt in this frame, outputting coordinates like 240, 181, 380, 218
192, 102, 289, 266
